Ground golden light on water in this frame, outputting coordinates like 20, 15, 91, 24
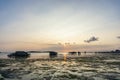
63, 53, 67, 61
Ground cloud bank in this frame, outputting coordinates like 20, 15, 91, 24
117, 36, 120, 39
84, 36, 99, 43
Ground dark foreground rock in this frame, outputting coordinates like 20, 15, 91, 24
8, 51, 30, 58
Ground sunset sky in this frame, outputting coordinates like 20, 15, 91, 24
0, 0, 120, 52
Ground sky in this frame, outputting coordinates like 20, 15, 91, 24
0, 0, 120, 52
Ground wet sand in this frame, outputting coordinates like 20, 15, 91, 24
0, 53, 120, 80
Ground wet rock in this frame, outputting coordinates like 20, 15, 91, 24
102, 73, 119, 80
8, 51, 30, 59
49, 51, 58, 58
0, 74, 4, 80
0, 69, 17, 79
0, 63, 9, 67
115, 77, 120, 80
82, 72, 97, 77
93, 77, 107, 80
0, 68, 31, 79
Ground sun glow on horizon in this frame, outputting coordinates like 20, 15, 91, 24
0, 0, 120, 51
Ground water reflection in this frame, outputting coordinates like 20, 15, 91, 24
63, 53, 67, 61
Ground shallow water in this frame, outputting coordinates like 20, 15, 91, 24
0, 53, 120, 80
0, 52, 97, 59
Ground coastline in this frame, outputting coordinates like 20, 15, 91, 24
0, 54, 120, 80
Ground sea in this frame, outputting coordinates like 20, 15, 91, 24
0, 52, 97, 59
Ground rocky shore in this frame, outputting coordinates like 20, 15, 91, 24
0, 54, 120, 80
